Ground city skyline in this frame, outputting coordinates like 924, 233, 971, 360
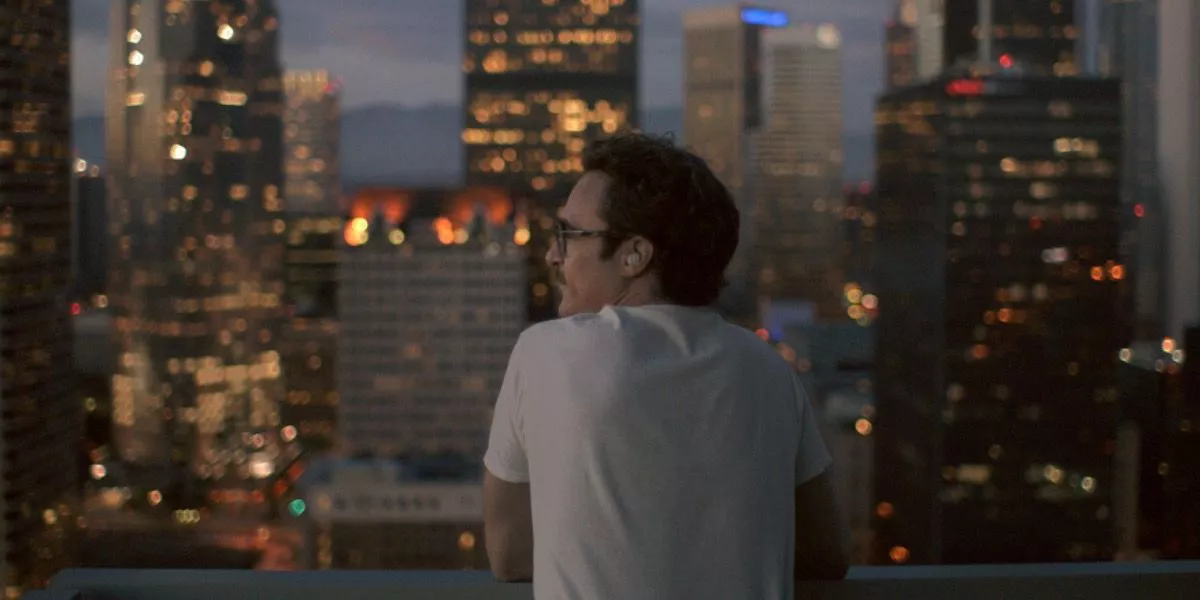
70, 0, 894, 134
9, 0, 1196, 593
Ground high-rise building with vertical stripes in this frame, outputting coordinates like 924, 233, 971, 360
106, 0, 296, 496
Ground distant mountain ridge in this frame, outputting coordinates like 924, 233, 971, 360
71, 104, 871, 187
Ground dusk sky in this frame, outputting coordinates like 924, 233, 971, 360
71, 0, 893, 133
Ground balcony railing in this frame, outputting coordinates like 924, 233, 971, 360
26, 561, 1200, 599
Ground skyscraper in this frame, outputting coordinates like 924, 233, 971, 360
106, 0, 295, 490
683, 5, 788, 319
282, 70, 342, 452
874, 75, 1126, 564
1097, 0, 1160, 339
463, 0, 638, 323
337, 187, 525, 459
885, 2, 918, 89
943, 0, 1078, 74
0, 1, 77, 593
1157, 1, 1200, 341
752, 23, 844, 320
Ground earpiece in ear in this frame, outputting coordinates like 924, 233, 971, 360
625, 253, 641, 267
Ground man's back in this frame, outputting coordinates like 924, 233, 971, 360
485, 305, 832, 600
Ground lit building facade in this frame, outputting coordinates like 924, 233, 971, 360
283, 71, 340, 216
0, 1, 77, 592
463, 0, 638, 323
282, 70, 342, 452
943, 0, 1078, 75
1156, 1, 1200, 342
73, 161, 108, 300
297, 458, 486, 569
338, 187, 525, 459
683, 5, 788, 319
106, 1, 297, 487
752, 23, 844, 321
874, 75, 1126, 564
1097, 0, 1160, 339
885, 2, 918, 89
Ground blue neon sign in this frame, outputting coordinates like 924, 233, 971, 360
741, 7, 789, 28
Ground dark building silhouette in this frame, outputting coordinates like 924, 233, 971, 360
1114, 335, 1196, 560
1167, 328, 1200, 557
73, 164, 108, 300
1097, 0, 1162, 340
0, 0, 78, 592
463, 0, 639, 323
873, 75, 1126, 564
943, 0, 1078, 75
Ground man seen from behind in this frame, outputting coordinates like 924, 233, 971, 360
484, 133, 849, 599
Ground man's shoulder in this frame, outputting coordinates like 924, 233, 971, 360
518, 311, 620, 352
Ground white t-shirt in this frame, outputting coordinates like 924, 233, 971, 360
484, 305, 832, 600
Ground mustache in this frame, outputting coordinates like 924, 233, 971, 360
553, 270, 566, 285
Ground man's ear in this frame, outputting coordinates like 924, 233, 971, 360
621, 236, 654, 276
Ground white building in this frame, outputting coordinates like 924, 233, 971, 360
297, 458, 485, 569
336, 188, 526, 458
1157, 0, 1200, 339
912, 0, 945, 80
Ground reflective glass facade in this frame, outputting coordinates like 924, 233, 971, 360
0, 0, 77, 591
874, 76, 1127, 564
106, 1, 297, 489
464, 0, 638, 323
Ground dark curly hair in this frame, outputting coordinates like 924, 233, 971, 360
583, 132, 739, 307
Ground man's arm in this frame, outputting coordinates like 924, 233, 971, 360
795, 469, 849, 581
484, 469, 534, 582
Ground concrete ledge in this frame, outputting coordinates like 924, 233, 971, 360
34, 561, 1200, 600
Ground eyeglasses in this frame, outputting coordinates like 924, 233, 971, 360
555, 221, 611, 257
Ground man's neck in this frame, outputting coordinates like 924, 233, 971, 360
611, 281, 668, 308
